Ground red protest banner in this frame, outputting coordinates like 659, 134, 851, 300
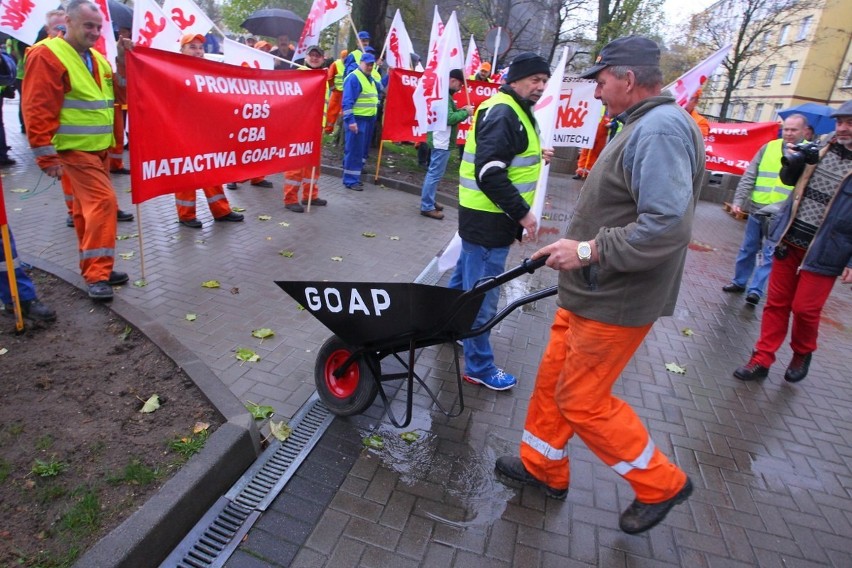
705, 121, 778, 175
126, 46, 326, 204
382, 68, 498, 144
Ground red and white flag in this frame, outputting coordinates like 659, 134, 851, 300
464, 35, 481, 78
425, 5, 444, 68
223, 37, 275, 70
92, 0, 118, 70
162, 0, 215, 37
383, 9, 413, 69
666, 43, 731, 108
132, 0, 183, 53
414, 11, 463, 133
0, 0, 53, 44
293, 0, 349, 60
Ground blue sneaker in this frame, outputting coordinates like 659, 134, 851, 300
463, 368, 517, 391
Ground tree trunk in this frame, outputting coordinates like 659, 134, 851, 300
351, 1, 390, 50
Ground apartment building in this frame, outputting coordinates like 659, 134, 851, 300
695, 0, 851, 122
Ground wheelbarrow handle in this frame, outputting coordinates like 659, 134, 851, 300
523, 254, 550, 273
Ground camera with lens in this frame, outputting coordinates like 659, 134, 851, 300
781, 141, 821, 168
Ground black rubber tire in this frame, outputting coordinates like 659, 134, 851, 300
314, 335, 379, 416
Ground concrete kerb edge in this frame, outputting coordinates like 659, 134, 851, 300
19, 255, 261, 568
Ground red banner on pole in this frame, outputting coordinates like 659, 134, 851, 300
705, 121, 778, 175
382, 68, 498, 144
126, 46, 326, 204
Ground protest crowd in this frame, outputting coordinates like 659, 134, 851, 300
0, 0, 850, 548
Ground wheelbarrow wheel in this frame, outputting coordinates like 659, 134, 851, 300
314, 335, 379, 416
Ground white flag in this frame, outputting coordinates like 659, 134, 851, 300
223, 38, 276, 70
162, 0, 215, 37
526, 47, 568, 234
425, 6, 443, 68
383, 9, 414, 69
88, 0, 118, 70
665, 44, 731, 107
0, 0, 53, 44
132, 0, 183, 53
293, 0, 349, 60
464, 35, 481, 78
414, 12, 463, 133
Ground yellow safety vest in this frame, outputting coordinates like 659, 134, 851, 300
459, 92, 540, 212
333, 59, 345, 91
45, 38, 114, 152
350, 70, 377, 117
753, 139, 794, 205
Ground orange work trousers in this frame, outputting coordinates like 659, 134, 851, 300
61, 174, 74, 214
59, 150, 118, 284
175, 186, 232, 221
108, 104, 126, 171
520, 308, 686, 503
325, 89, 342, 133
283, 167, 319, 205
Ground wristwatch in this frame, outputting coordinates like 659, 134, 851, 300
577, 241, 592, 266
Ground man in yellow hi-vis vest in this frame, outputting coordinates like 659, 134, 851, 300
341, 52, 378, 190
23, 0, 129, 301
448, 52, 552, 391
724, 114, 807, 306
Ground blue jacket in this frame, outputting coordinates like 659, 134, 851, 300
769, 142, 852, 277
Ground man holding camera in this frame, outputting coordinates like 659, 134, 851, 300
734, 101, 852, 383
723, 114, 808, 306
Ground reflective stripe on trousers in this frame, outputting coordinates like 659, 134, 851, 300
519, 308, 687, 502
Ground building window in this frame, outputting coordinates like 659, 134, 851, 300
774, 103, 783, 119
764, 65, 776, 86
797, 16, 812, 41
844, 64, 852, 88
753, 103, 764, 122
736, 104, 748, 121
782, 61, 798, 84
762, 31, 771, 49
748, 68, 760, 88
778, 24, 789, 45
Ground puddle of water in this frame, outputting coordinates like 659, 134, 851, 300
364, 409, 517, 528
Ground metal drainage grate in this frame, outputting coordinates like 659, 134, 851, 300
415, 257, 444, 286
160, 394, 334, 568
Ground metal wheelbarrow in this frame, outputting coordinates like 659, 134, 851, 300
276, 256, 555, 427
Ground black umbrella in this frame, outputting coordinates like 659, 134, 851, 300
240, 8, 304, 40
108, 0, 133, 31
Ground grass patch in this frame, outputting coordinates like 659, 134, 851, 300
168, 428, 210, 460
107, 459, 160, 486
32, 457, 68, 478
0, 421, 25, 446
35, 434, 54, 451
0, 458, 10, 483
61, 489, 101, 535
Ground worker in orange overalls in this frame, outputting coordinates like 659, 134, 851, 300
23, 1, 129, 301
324, 49, 347, 134
284, 45, 328, 212
574, 108, 610, 180
685, 88, 710, 137
174, 33, 244, 228
108, 25, 130, 175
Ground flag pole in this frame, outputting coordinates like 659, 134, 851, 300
135, 206, 146, 282
348, 17, 365, 51
490, 27, 501, 75
374, 140, 385, 182
306, 166, 316, 212
1, 224, 24, 331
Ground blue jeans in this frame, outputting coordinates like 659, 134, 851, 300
420, 147, 450, 212
448, 240, 510, 378
731, 213, 774, 297
1, 229, 37, 304
342, 116, 375, 186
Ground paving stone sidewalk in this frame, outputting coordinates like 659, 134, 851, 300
3, 100, 851, 566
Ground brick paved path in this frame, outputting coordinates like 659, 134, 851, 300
3, 100, 851, 566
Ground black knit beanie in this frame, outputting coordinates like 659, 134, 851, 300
505, 52, 551, 83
